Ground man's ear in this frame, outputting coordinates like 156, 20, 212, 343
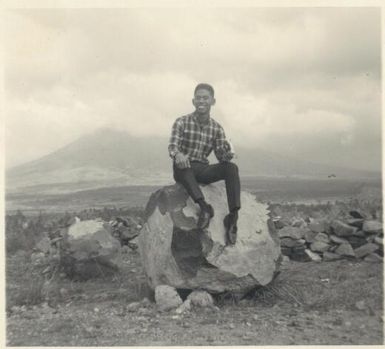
212, 98, 216, 105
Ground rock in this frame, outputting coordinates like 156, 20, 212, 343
374, 236, 383, 245
35, 236, 52, 254
346, 218, 364, 229
155, 285, 183, 312
331, 220, 358, 237
273, 219, 286, 230
61, 219, 122, 279
352, 230, 366, 237
278, 226, 306, 240
290, 245, 310, 262
280, 238, 306, 248
354, 243, 379, 259
31, 252, 46, 266
187, 290, 214, 307
310, 241, 330, 253
314, 232, 330, 243
59, 287, 69, 299
364, 253, 383, 263
349, 210, 364, 219
323, 252, 342, 261
304, 249, 322, 262
175, 299, 192, 314
281, 247, 292, 256
344, 235, 368, 249
138, 183, 281, 294
355, 300, 366, 310
304, 230, 318, 244
121, 245, 130, 254
335, 243, 355, 257
126, 301, 142, 312
329, 235, 349, 245
363, 220, 383, 234
291, 217, 307, 228
308, 221, 327, 234
346, 230, 366, 238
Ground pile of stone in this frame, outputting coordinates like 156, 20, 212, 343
274, 211, 383, 263
32, 216, 142, 280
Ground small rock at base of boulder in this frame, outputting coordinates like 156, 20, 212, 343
175, 299, 192, 314
363, 220, 383, 234
331, 220, 358, 237
304, 249, 322, 262
323, 251, 342, 261
354, 243, 379, 259
310, 241, 330, 253
364, 253, 383, 263
281, 255, 291, 265
335, 243, 355, 257
187, 290, 214, 308
155, 285, 183, 312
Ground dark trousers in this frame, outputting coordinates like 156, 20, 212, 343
173, 161, 241, 212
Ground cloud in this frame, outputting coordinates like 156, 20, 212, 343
4, 7, 381, 171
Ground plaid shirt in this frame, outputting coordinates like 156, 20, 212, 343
168, 112, 231, 163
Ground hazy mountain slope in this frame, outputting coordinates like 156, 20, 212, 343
7, 128, 379, 192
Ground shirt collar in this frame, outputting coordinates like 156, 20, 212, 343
192, 112, 211, 126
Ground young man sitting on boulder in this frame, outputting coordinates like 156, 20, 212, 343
168, 83, 241, 245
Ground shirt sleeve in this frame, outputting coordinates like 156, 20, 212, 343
214, 125, 233, 162
168, 118, 183, 158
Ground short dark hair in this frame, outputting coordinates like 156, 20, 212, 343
194, 83, 215, 97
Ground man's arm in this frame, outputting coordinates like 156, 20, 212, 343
168, 118, 190, 168
214, 126, 234, 162
168, 118, 183, 159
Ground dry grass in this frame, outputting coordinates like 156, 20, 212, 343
254, 259, 383, 312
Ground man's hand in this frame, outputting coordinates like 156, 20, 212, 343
220, 152, 234, 162
174, 153, 191, 169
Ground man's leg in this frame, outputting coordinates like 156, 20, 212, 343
173, 163, 214, 229
194, 162, 241, 212
194, 162, 241, 245
173, 164, 205, 203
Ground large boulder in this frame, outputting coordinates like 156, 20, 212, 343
138, 183, 281, 294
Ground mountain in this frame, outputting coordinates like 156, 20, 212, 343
6, 128, 379, 194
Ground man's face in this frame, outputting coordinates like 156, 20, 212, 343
192, 89, 216, 115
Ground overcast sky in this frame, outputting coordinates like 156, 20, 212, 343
4, 7, 381, 171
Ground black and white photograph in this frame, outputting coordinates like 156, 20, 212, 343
3, 1, 383, 346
